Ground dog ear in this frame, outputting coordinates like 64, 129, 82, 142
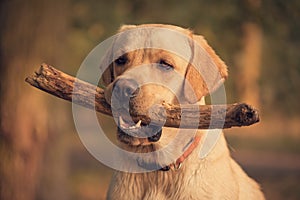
184, 35, 228, 103
100, 64, 114, 86
99, 43, 114, 86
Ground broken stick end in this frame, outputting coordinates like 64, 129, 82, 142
234, 103, 260, 126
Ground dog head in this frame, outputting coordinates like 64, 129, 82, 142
100, 24, 228, 149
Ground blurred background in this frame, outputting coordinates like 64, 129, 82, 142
0, 0, 299, 199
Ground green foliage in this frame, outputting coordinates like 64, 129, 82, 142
260, 0, 300, 115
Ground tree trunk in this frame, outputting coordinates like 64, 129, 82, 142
0, 0, 70, 199
236, 0, 262, 109
237, 22, 262, 109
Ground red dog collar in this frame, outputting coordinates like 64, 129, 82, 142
160, 135, 201, 171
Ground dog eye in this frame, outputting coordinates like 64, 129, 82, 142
115, 56, 128, 66
158, 59, 174, 71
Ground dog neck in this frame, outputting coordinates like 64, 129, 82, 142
160, 134, 202, 171
160, 97, 205, 171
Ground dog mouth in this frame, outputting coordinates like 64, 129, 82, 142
117, 116, 162, 145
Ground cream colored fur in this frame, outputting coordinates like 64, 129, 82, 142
107, 130, 264, 200
102, 24, 265, 200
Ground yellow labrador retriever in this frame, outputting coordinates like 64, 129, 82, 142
101, 24, 265, 200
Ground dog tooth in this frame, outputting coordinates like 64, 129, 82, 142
119, 116, 124, 125
128, 120, 142, 129
119, 116, 126, 128
135, 120, 142, 128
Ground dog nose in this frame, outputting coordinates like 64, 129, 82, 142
113, 78, 139, 100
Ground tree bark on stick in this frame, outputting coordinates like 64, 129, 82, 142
25, 63, 260, 129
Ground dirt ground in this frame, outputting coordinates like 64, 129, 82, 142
232, 150, 300, 200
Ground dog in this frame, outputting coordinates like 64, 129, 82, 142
100, 24, 265, 200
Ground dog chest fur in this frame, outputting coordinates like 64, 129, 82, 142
106, 133, 264, 200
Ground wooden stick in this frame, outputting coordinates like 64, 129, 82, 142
25, 63, 260, 129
